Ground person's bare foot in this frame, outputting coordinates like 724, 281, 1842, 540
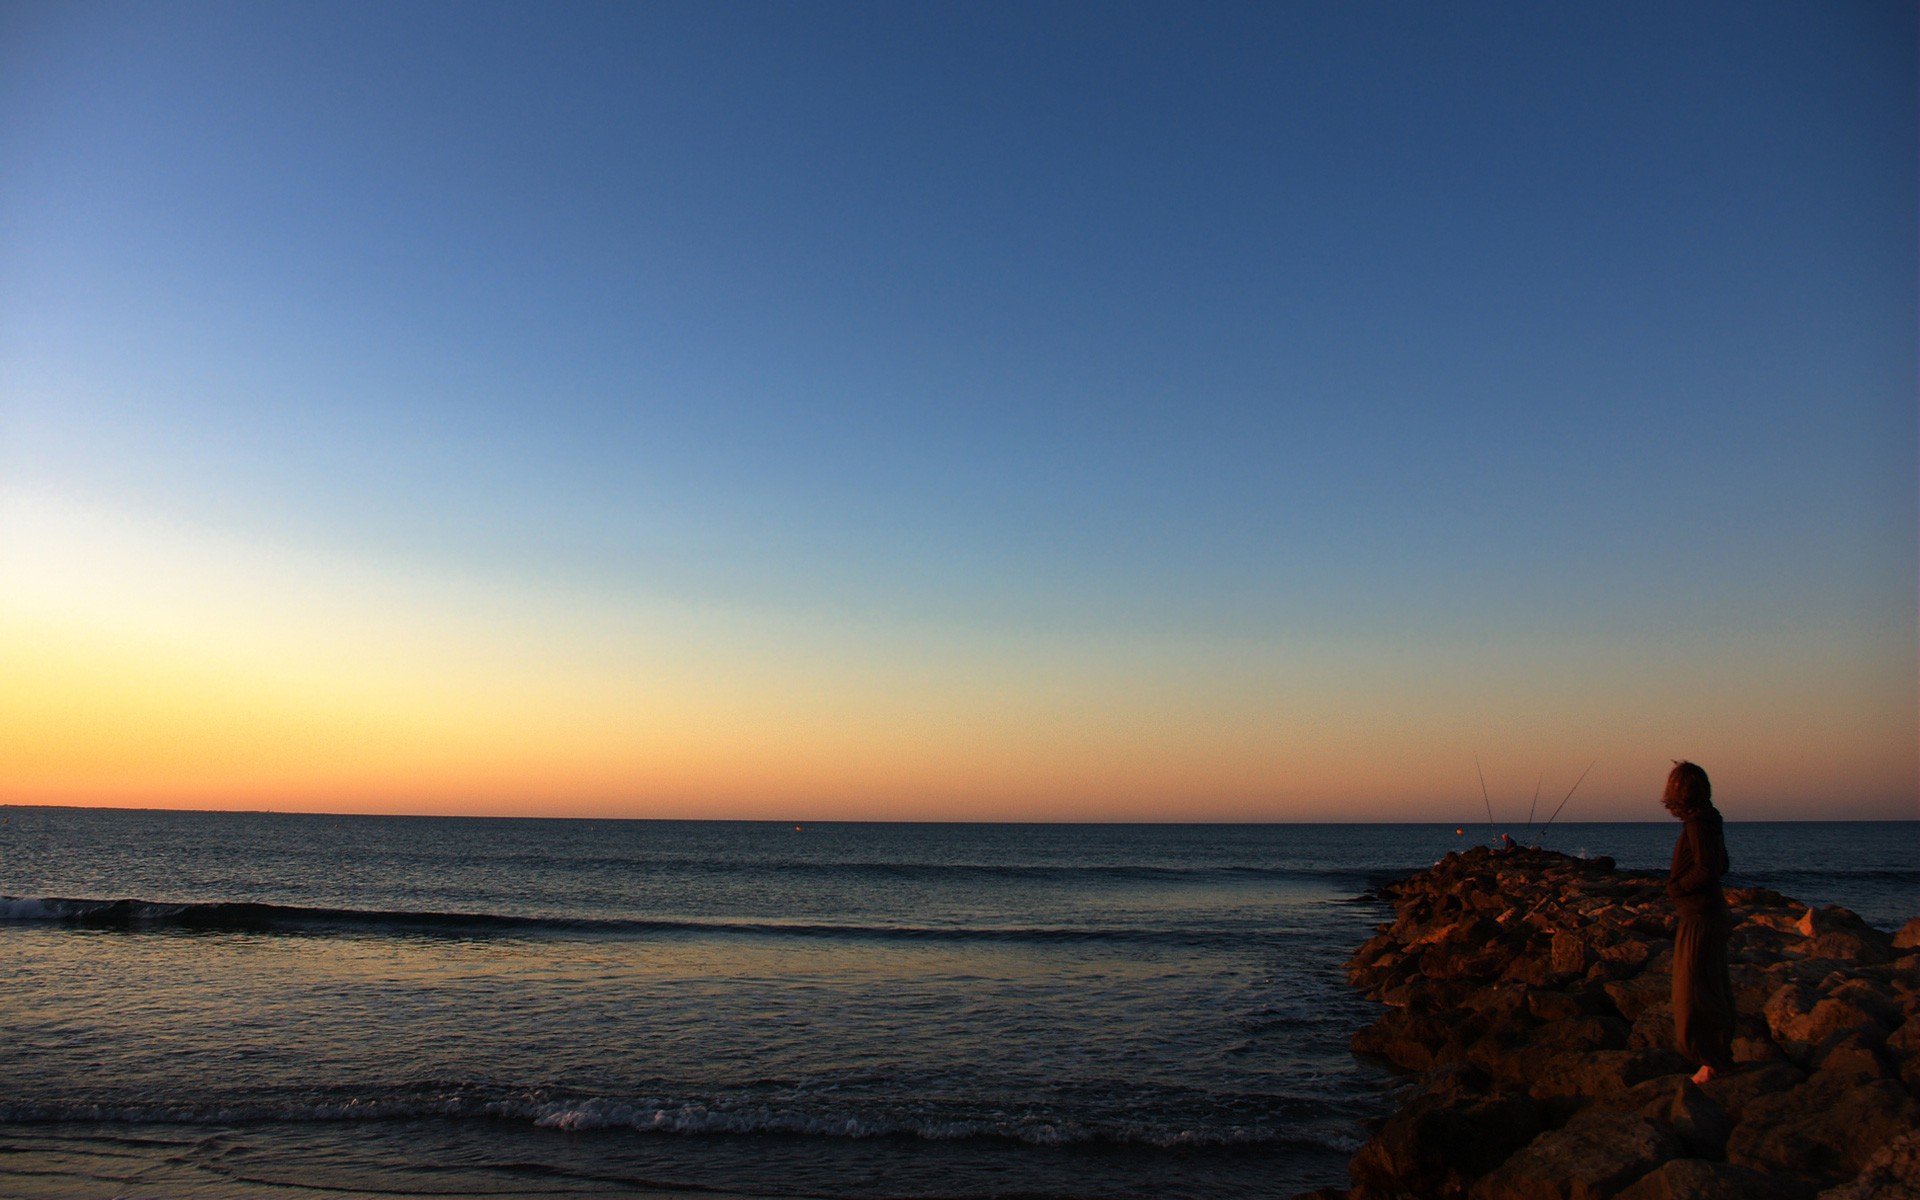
1691, 1065, 1716, 1085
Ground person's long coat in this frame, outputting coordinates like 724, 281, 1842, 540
1668, 809, 1734, 1071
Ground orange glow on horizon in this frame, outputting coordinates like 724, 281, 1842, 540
2, 492, 1914, 823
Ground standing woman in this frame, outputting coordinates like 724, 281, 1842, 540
1664, 760, 1734, 1084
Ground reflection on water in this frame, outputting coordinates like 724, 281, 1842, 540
1, 813, 1913, 1198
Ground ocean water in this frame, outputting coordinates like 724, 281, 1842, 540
0, 811, 1913, 1200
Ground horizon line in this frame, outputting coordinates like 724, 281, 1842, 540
3, 802, 1912, 826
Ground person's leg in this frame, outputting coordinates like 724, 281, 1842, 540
1671, 915, 1712, 1082
1700, 914, 1736, 1077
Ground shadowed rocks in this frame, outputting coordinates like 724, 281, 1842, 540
1302, 846, 1920, 1200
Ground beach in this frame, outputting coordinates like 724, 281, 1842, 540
2, 813, 1914, 1199
6, 4, 1912, 1195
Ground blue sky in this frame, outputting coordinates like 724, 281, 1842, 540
1, 2, 1913, 819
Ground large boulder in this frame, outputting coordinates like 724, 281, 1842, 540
1607, 976, 1671, 1023
1731, 1014, 1786, 1064
1629, 1002, 1677, 1052
1795, 907, 1896, 965
1528, 1049, 1689, 1109
1767, 985, 1893, 1066
1553, 930, 1593, 979
1474, 1016, 1631, 1088
1349, 1085, 1542, 1199
1806, 930, 1895, 966
1527, 988, 1592, 1023
1809, 1028, 1892, 1083
1468, 1110, 1680, 1200
1886, 1015, 1920, 1095
1698, 1060, 1804, 1124
1600, 938, 1655, 974
1615, 1159, 1815, 1200
1352, 1008, 1456, 1073
1813, 1129, 1920, 1200
1606, 1077, 1733, 1159
1727, 1073, 1920, 1185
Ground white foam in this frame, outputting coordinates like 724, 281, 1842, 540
0, 898, 65, 920
0, 1093, 1342, 1150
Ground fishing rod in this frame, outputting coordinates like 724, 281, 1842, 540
1475, 755, 1496, 842
1537, 760, 1597, 836
1524, 773, 1542, 840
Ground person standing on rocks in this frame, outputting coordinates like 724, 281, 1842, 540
1663, 759, 1735, 1084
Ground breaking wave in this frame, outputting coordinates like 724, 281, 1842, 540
0, 1091, 1360, 1152
0, 895, 1286, 947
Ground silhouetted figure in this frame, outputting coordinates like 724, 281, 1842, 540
1663, 760, 1734, 1083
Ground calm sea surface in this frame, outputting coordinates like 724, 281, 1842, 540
1, 811, 1914, 1199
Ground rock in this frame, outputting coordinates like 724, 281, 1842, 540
1468, 1111, 1680, 1200
1349, 1086, 1542, 1198
1808, 929, 1895, 966
1813, 1128, 1920, 1200
1530, 1049, 1690, 1108
1616, 1158, 1815, 1200
1475, 1016, 1632, 1090
1746, 909, 1812, 934
1888, 971, 1920, 1020
1887, 1016, 1920, 1094
1433, 939, 1523, 982
1789, 906, 1896, 963
1528, 989, 1589, 1023
1798, 907, 1873, 938
1768, 986, 1892, 1066
1698, 1060, 1805, 1124
1831, 977, 1904, 1027
1352, 1009, 1454, 1073
1612, 1077, 1733, 1158
1601, 939, 1654, 973
1630, 1002, 1676, 1051
1767, 983, 1822, 1050
1608, 976, 1672, 1023
1809, 1028, 1890, 1082
1468, 982, 1540, 1022
1727, 886, 1796, 909
1731, 963, 1780, 1014
1554, 931, 1592, 978
1727, 1074, 1920, 1185
1731, 1023, 1786, 1065
1505, 954, 1560, 989
1336, 851, 1919, 1200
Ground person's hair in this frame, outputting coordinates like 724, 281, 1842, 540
1662, 760, 1712, 817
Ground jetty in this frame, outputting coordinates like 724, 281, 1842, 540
1303, 846, 1920, 1200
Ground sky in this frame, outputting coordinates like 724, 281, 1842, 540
1, 2, 1914, 822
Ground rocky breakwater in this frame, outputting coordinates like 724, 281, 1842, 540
1325, 846, 1920, 1200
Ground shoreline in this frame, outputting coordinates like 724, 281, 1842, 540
1302, 846, 1920, 1199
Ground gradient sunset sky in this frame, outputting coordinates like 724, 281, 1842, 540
2, 2, 1914, 822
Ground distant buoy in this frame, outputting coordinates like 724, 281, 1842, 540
1455, 827, 1464, 836
794, 825, 803, 832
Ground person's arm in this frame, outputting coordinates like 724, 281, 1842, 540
1667, 822, 1723, 896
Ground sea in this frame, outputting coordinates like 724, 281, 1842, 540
1, 811, 1914, 1200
